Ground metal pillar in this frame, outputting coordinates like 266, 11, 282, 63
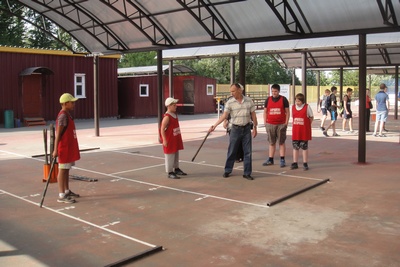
169, 60, 173, 97
395, 65, 398, 120
93, 55, 100, 137
157, 50, 164, 139
358, 34, 367, 163
301, 52, 307, 100
292, 68, 296, 103
239, 43, 245, 94
317, 70, 321, 106
230, 56, 236, 85
339, 67, 344, 102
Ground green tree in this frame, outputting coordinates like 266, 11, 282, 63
25, 9, 59, 49
327, 70, 360, 86
0, 0, 25, 46
119, 51, 158, 67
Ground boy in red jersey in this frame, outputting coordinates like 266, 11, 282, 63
53, 93, 80, 203
290, 93, 313, 170
160, 97, 187, 179
263, 84, 290, 167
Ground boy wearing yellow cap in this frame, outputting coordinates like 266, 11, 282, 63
52, 93, 80, 203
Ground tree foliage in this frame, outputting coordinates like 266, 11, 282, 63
0, 0, 25, 46
119, 51, 158, 68
0, 0, 84, 51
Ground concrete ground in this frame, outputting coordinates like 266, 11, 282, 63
0, 106, 399, 267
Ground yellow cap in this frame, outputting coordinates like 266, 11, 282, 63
60, 93, 78, 103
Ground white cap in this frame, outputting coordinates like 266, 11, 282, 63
165, 97, 178, 107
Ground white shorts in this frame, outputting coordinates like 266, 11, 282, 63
59, 162, 75, 169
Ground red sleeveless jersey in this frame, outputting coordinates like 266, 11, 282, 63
291, 104, 312, 141
266, 96, 286, 124
56, 110, 80, 163
162, 113, 184, 154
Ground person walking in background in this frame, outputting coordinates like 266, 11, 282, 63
366, 88, 372, 132
373, 83, 390, 137
160, 97, 187, 179
342, 88, 354, 133
323, 86, 340, 137
263, 84, 290, 167
208, 83, 258, 180
53, 93, 80, 204
317, 89, 330, 131
383, 86, 390, 132
290, 93, 313, 171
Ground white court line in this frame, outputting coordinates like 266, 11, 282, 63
111, 163, 165, 175
1, 149, 328, 209
0, 189, 157, 248
112, 150, 326, 182
73, 166, 271, 208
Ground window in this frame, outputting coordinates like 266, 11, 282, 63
74, 74, 86, 98
206, 84, 214, 95
139, 84, 149, 97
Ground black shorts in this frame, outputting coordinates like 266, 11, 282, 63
292, 140, 308, 150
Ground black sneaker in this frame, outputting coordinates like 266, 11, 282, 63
174, 168, 187, 176
65, 190, 80, 198
320, 126, 325, 131
168, 172, 180, 179
57, 196, 76, 203
290, 163, 298, 170
243, 175, 254, 180
303, 163, 309, 171
323, 131, 329, 137
223, 172, 230, 178
262, 159, 274, 166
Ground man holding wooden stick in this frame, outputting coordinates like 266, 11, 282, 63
208, 83, 258, 180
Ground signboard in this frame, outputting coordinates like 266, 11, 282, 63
270, 84, 290, 99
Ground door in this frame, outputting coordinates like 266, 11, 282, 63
22, 74, 42, 118
183, 79, 194, 114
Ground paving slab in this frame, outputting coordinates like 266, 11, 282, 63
1, 109, 399, 266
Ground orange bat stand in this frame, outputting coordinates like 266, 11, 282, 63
43, 163, 58, 183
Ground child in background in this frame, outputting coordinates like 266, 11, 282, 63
160, 97, 187, 179
291, 93, 313, 171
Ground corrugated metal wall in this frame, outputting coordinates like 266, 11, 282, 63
118, 75, 168, 118
118, 75, 216, 117
0, 49, 118, 124
173, 75, 216, 114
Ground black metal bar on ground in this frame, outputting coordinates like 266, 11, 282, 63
70, 175, 98, 182
104, 246, 164, 267
32, 147, 100, 157
267, 179, 330, 207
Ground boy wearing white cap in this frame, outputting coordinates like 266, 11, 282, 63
160, 97, 187, 179
52, 93, 80, 203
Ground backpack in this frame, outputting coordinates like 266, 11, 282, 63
325, 94, 332, 110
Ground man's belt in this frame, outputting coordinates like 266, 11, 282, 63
232, 123, 250, 128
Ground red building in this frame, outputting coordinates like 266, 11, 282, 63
0, 47, 119, 126
118, 66, 217, 118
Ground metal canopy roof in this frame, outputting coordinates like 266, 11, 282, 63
162, 32, 400, 70
117, 64, 195, 76
9, 0, 400, 54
